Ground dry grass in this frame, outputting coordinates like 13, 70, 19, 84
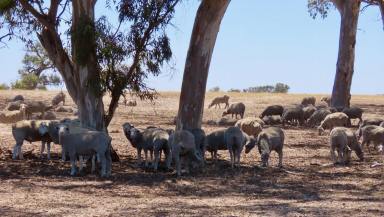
0, 90, 383, 216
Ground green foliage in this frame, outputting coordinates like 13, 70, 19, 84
244, 83, 290, 93
228, 88, 241, 93
274, 83, 290, 93
0, 83, 10, 90
71, 16, 96, 66
0, 0, 15, 15
12, 73, 40, 90
209, 86, 221, 92
307, 0, 333, 19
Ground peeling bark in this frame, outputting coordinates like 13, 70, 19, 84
331, 0, 361, 108
176, 0, 230, 130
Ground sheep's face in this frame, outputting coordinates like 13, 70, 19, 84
245, 137, 256, 154
122, 123, 134, 135
258, 139, 270, 167
38, 123, 49, 136
57, 124, 70, 136
317, 126, 324, 136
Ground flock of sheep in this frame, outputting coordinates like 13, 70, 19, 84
2, 93, 384, 178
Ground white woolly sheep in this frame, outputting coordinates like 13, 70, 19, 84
235, 118, 262, 137
224, 126, 245, 168
317, 112, 350, 135
51, 92, 66, 106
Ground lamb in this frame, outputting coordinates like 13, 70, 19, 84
224, 126, 245, 168
282, 107, 304, 126
245, 127, 284, 168
307, 109, 332, 127
262, 115, 282, 125
0, 104, 26, 124
301, 96, 316, 106
204, 129, 227, 161
222, 102, 245, 119
51, 92, 66, 106
321, 96, 331, 106
168, 130, 203, 176
5, 100, 23, 111
56, 124, 112, 177
317, 112, 350, 135
303, 105, 317, 121
342, 106, 363, 126
123, 125, 170, 169
259, 105, 284, 118
235, 118, 262, 137
25, 101, 53, 119
188, 128, 206, 160
208, 95, 229, 109
12, 120, 53, 160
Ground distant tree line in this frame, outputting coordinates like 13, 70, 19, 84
209, 83, 290, 93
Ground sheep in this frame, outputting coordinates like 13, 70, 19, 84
188, 128, 206, 160
123, 125, 170, 169
360, 118, 384, 128
303, 105, 317, 121
41, 111, 56, 120
204, 129, 227, 161
8, 95, 24, 102
282, 107, 304, 126
245, 127, 284, 168
126, 100, 137, 107
168, 130, 203, 176
12, 120, 53, 160
208, 95, 229, 109
222, 102, 245, 119
0, 104, 26, 124
235, 118, 262, 137
216, 117, 238, 126
380, 122, 384, 128
329, 127, 352, 165
317, 112, 350, 135
344, 128, 364, 161
51, 92, 66, 106
56, 124, 112, 177
342, 106, 363, 126
357, 125, 384, 151
301, 96, 316, 106
25, 101, 53, 119
262, 115, 282, 125
259, 105, 284, 118
307, 109, 332, 127
224, 126, 245, 168
321, 96, 331, 106
55, 106, 73, 113
5, 100, 23, 111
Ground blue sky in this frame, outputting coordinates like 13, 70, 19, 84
0, 1, 383, 94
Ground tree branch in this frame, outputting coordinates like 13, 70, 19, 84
48, 0, 60, 23
331, 0, 344, 13
19, 0, 52, 28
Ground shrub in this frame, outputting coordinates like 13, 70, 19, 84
228, 88, 241, 92
11, 74, 40, 90
0, 83, 10, 90
209, 86, 220, 92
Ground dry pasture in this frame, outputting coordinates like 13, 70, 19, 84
0, 90, 383, 216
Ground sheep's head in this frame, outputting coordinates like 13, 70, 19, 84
317, 126, 325, 136
128, 128, 142, 147
245, 136, 256, 154
38, 122, 49, 136
57, 124, 70, 136
122, 122, 134, 137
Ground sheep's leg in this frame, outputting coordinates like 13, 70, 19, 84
79, 156, 85, 172
154, 149, 160, 171
99, 152, 107, 177
47, 142, 51, 160
91, 155, 96, 174
40, 141, 46, 159
165, 150, 172, 170
278, 151, 283, 168
150, 149, 154, 166
229, 149, 234, 168
144, 150, 149, 167
18, 146, 23, 160
12, 143, 22, 160
105, 149, 112, 177
70, 156, 77, 176
137, 148, 142, 165
175, 153, 181, 177
330, 148, 337, 164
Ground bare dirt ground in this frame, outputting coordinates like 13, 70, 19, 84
0, 90, 383, 216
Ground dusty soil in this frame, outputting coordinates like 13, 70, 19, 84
0, 90, 383, 216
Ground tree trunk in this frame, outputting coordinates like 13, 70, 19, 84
379, 0, 384, 30
71, 1, 105, 131
330, 0, 361, 108
176, 0, 230, 130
